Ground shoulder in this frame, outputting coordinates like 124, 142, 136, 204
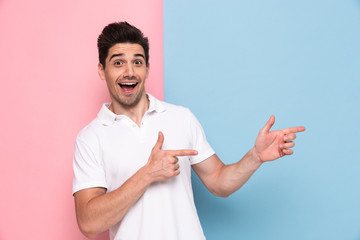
160, 101, 196, 125
75, 103, 114, 143
148, 94, 193, 118
162, 101, 191, 114
75, 114, 106, 147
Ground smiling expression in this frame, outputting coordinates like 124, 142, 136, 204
98, 43, 149, 112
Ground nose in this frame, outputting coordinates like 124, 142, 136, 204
124, 63, 134, 77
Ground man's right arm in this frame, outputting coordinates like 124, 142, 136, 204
74, 166, 151, 238
74, 131, 198, 238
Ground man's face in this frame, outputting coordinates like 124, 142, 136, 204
98, 43, 149, 110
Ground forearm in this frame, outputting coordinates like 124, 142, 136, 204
213, 148, 263, 197
75, 166, 151, 238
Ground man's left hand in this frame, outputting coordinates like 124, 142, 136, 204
254, 115, 306, 163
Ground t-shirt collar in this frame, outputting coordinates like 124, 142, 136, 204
147, 93, 165, 113
97, 93, 166, 126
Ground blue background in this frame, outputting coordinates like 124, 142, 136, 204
164, 0, 360, 239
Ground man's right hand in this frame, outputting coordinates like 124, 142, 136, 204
145, 131, 198, 182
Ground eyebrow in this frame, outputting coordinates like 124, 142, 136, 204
109, 53, 146, 62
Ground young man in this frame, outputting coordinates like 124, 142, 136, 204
72, 22, 305, 240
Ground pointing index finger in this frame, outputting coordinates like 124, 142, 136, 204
283, 126, 306, 134
167, 149, 198, 157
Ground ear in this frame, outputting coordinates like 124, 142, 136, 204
145, 62, 150, 79
98, 63, 105, 80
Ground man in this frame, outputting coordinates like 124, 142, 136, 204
72, 22, 305, 240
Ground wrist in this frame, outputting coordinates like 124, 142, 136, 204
250, 147, 264, 166
137, 165, 154, 187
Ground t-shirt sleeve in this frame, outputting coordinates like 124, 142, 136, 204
72, 136, 107, 195
187, 110, 215, 165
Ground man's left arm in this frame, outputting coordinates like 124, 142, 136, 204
192, 115, 306, 198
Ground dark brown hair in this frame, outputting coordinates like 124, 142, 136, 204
97, 22, 149, 68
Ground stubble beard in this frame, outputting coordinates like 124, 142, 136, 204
113, 83, 146, 108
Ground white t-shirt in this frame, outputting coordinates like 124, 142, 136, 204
73, 94, 215, 240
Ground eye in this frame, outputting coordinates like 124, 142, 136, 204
114, 60, 123, 66
134, 60, 143, 65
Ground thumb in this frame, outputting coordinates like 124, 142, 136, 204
153, 131, 164, 150
261, 115, 275, 133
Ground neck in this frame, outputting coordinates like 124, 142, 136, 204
109, 94, 149, 127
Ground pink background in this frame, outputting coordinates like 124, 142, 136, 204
0, 0, 163, 239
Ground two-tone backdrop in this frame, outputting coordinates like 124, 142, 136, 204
1, 0, 359, 239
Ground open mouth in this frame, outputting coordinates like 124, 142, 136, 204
118, 82, 138, 91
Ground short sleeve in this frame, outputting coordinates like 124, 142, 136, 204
187, 111, 215, 165
72, 137, 107, 194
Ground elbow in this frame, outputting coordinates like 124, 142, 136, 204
213, 191, 232, 198
210, 188, 233, 198
82, 231, 98, 239
77, 220, 102, 239
219, 193, 231, 198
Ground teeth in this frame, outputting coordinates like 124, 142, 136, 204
119, 82, 136, 86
